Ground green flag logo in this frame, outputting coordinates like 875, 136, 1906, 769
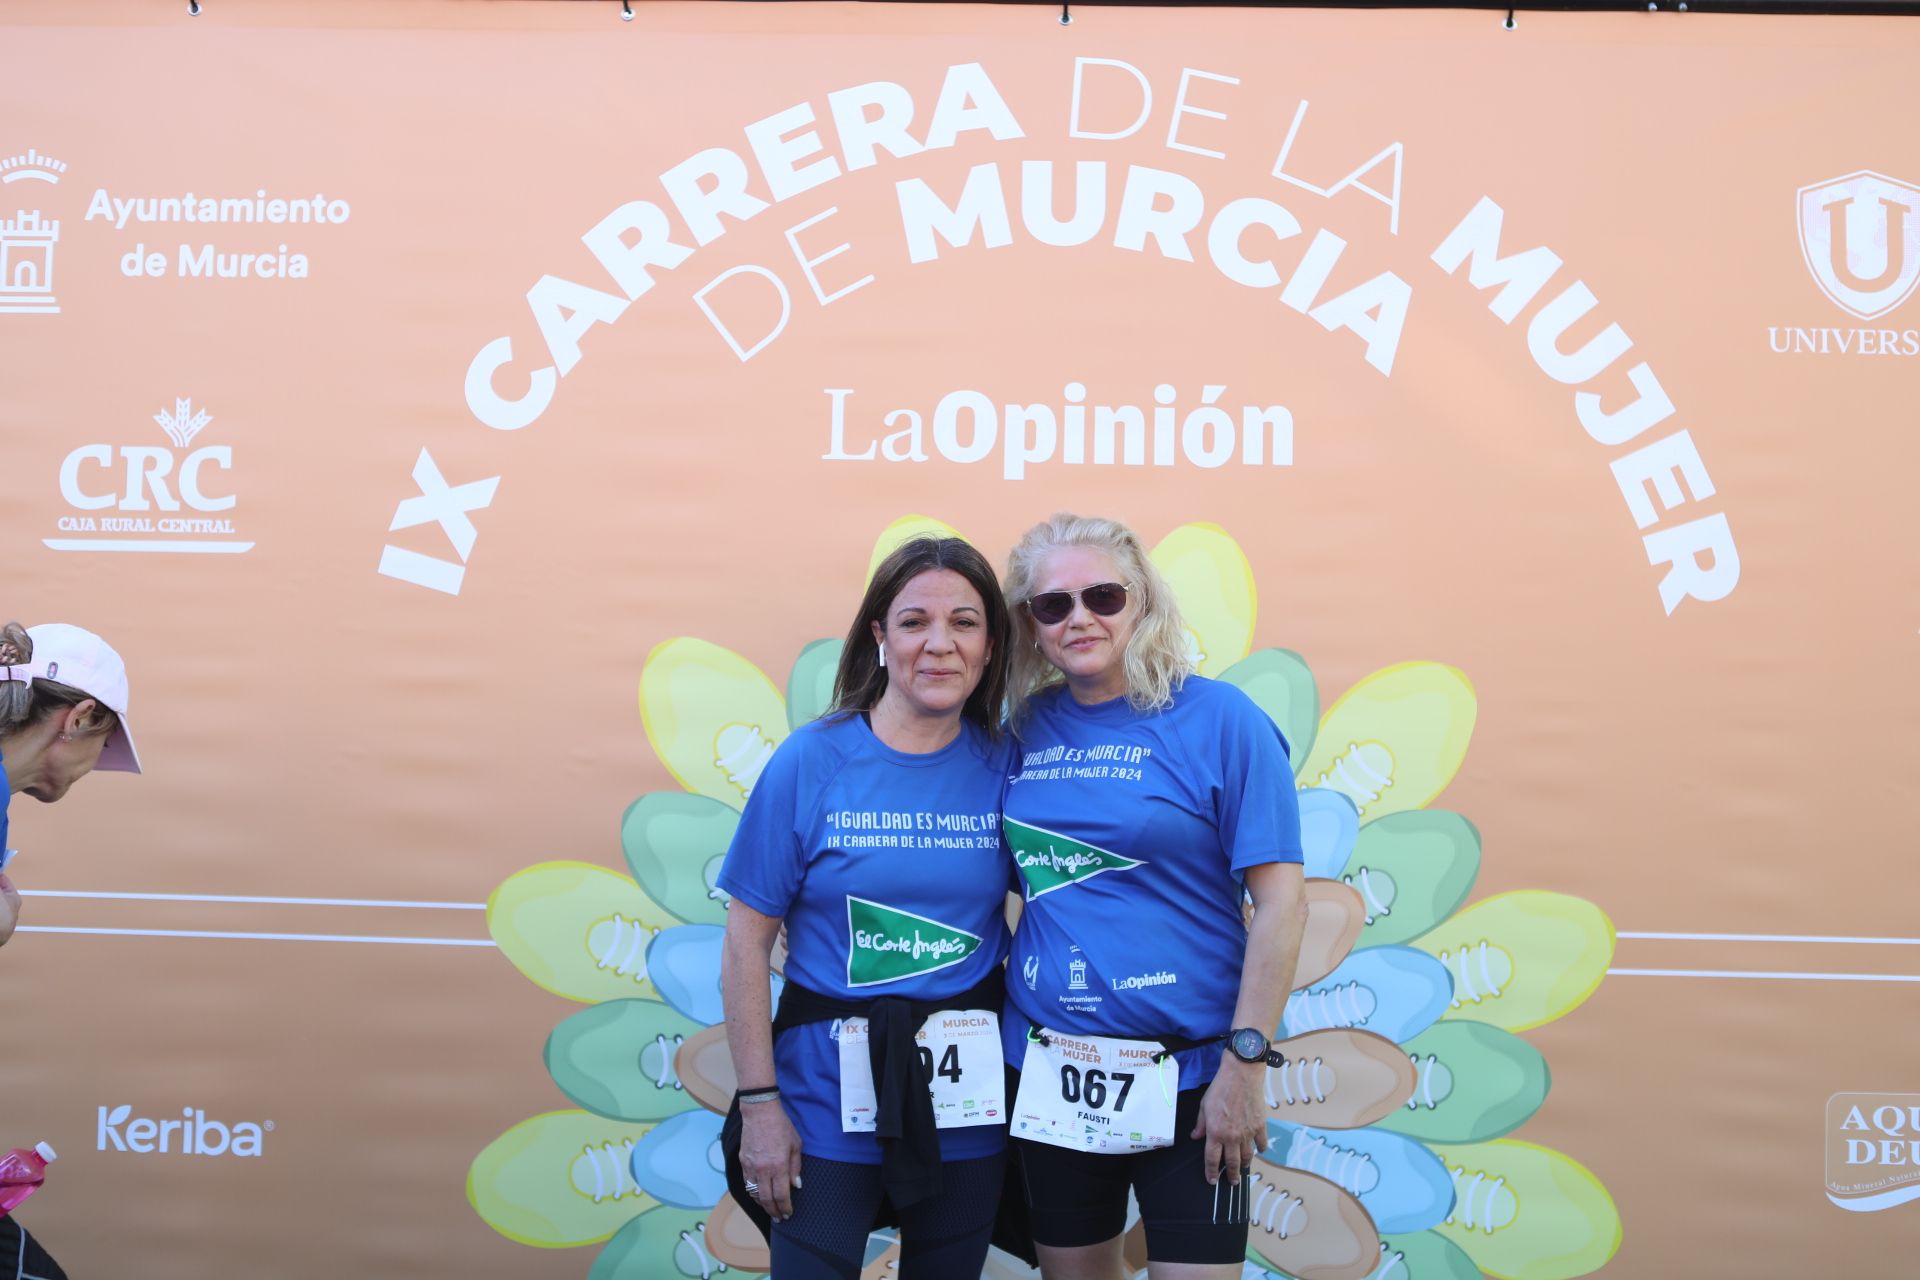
1005, 819, 1144, 898
845, 897, 983, 987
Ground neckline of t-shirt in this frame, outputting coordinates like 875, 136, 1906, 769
1050, 686, 1138, 720
854, 712, 975, 767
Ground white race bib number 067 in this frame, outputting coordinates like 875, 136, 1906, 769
1014, 1029, 1179, 1154
839, 1009, 1004, 1132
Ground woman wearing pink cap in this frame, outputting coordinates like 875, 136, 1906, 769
0, 620, 137, 1279
0, 620, 142, 949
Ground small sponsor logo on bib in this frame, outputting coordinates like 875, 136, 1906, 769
845, 896, 982, 987
1005, 819, 1143, 897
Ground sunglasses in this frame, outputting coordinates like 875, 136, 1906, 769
1023, 582, 1132, 626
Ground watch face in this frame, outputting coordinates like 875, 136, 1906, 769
1230, 1028, 1267, 1061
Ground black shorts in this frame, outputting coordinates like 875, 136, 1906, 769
1008, 1069, 1251, 1266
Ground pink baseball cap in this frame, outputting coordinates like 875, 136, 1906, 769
5, 624, 142, 774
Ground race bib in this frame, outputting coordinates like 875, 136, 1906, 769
1014, 1029, 1180, 1154
838, 1009, 1005, 1132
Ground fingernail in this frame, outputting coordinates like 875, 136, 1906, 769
793, 1176, 803, 1188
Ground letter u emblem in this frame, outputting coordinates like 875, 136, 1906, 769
1827, 194, 1911, 292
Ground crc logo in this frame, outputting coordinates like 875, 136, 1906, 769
1798, 171, 1920, 321
97, 1104, 272, 1158
1826, 1092, 1920, 1213
49, 397, 253, 555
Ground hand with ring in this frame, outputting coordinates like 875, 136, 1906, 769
740, 1099, 804, 1221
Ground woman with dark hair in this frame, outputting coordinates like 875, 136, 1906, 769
717, 536, 1018, 1280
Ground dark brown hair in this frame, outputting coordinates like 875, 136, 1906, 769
829, 538, 1012, 736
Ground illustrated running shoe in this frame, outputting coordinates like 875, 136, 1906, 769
546, 997, 704, 1121
1266, 1028, 1416, 1129
674, 1023, 737, 1115
1343, 811, 1481, 949
1284, 946, 1453, 1044
620, 792, 740, 928
860, 1231, 902, 1280
1297, 664, 1476, 823
1297, 787, 1360, 881
1412, 892, 1613, 1033
590, 1203, 752, 1280
1265, 1122, 1454, 1234
1376, 1022, 1549, 1145
1244, 1228, 1480, 1280
638, 637, 788, 809
648, 923, 785, 1025
1218, 647, 1320, 769
468, 1110, 658, 1247
1243, 1159, 1380, 1280
785, 638, 843, 728
703, 1192, 770, 1271
628, 1109, 728, 1209
488, 861, 680, 1004
1295, 879, 1366, 989
1372, 1230, 1485, 1280
1428, 1139, 1621, 1280
1150, 522, 1256, 677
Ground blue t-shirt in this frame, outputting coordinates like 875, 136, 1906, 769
1001, 677, 1302, 1089
717, 713, 1016, 1163
0, 748, 10, 858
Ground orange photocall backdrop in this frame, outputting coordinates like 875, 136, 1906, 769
2, 1, 1918, 1276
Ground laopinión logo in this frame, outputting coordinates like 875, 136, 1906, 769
1825, 1092, 1920, 1212
1770, 171, 1920, 356
46, 397, 253, 555
1110, 969, 1177, 992
0, 147, 67, 316
97, 1104, 273, 1158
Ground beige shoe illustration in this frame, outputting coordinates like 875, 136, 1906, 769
704, 1191, 770, 1271
674, 1024, 736, 1116
1248, 879, 1363, 989
860, 1233, 902, 1280
1244, 1160, 1381, 1280
1265, 1028, 1417, 1129
1297, 880, 1365, 988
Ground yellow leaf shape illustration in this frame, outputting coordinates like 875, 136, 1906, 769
1150, 522, 1255, 676
639, 638, 787, 807
1299, 664, 1476, 821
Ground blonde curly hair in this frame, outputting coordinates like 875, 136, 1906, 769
1004, 514, 1193, 723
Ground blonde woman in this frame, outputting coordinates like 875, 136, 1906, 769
999, 514, 1306, 1280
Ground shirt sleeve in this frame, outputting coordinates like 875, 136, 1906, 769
1211, 684, 1304, 873
714, 729, 811, 919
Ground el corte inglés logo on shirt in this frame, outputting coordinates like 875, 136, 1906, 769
845, 896, 982, 987
1004, 819, 1143, 898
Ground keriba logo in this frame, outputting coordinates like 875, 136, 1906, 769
97, 1104, 271, 1157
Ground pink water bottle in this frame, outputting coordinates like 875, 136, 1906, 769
0, 1142, 56, 1215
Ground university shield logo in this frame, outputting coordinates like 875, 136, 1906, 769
1797, 171, 1920, 321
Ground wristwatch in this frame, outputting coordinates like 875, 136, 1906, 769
1227, 1027, 1285, 1067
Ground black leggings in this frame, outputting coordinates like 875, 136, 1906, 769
769, 1151, 1005, 1280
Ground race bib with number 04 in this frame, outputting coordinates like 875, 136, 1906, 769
838, 1009, 1005, 1132
1014, 1029, 1179, 1154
